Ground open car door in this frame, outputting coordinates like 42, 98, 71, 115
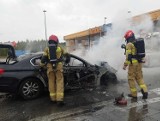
0, 44, 17, 64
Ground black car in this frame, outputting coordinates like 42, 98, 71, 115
0, 44, 117, 100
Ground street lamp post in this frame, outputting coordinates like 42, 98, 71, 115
128, 11, 133, 26
128, 11, 132, 18
128, 11, 131, 14
88, 28, 91, 50
43, 10, 48, 47
101, 17, 107, 37
104, 17, 107, 25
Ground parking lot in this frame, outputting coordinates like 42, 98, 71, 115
0, 67, 160, 121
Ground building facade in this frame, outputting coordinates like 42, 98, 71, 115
64, 9, 160, 53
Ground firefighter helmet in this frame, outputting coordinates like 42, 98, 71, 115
124, 30, 134, 39
49, 35, 59, 44
124, 30, 135, 42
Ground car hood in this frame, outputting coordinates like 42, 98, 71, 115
93, 61, 117, 80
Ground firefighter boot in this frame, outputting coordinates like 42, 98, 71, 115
141, 89, 148, 99
57, 101, 65, 106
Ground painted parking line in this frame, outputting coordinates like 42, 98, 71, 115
148, 88, 160, 95
29, 88, 160, 121
135, 88, 160, 97
119, 88, 160, 110
127, 97, 160, 109
30, 96, 160, 121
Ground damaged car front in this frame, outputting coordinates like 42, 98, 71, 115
96, 61, 117, 85
63, 54, 101, 89
63, 54, 117, 88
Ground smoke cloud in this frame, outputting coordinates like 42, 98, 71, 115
71, 12, 160, 80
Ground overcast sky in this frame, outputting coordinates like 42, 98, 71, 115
0, 0, 160, 42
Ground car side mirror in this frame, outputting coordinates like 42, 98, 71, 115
121, 44, 126, 49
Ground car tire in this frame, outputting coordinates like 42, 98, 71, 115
19, 78, 43, 100
100, 72, 117, 86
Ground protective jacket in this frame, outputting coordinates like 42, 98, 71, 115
124, 42, 138, 66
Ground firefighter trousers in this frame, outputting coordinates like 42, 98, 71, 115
128, 63, 148, 97
47, 63, 64, 101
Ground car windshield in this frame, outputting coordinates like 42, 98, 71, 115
68, 56, 85, 66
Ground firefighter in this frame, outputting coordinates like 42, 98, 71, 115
123, 30, 148, 100
41, 34, 65, 105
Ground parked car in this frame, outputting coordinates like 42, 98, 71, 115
0, 44, 117, 100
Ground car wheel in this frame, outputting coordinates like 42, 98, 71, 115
100, 72, 117, 86
19, 78, 43, 100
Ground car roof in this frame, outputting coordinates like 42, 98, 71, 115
17, 52, 94, 67
17, 53, 43, 61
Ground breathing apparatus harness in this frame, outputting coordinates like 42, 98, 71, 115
48, 41, 63, 69
125, 38, 145, 64
123, 30, 146, 64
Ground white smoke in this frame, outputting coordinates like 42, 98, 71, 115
71, 12, 160, 80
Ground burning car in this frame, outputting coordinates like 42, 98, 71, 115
0, 44, 117, 100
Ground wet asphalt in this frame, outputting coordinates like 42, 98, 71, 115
0, 83, 119, 121
0, 67, 160, 121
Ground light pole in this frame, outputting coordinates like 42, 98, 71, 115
104, 17, 107, 25
128, 11, 131, 14
43, 10, 48, 47
128, 11, 133, 26
101, 17, 107, 37
128, 11, 132, 17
